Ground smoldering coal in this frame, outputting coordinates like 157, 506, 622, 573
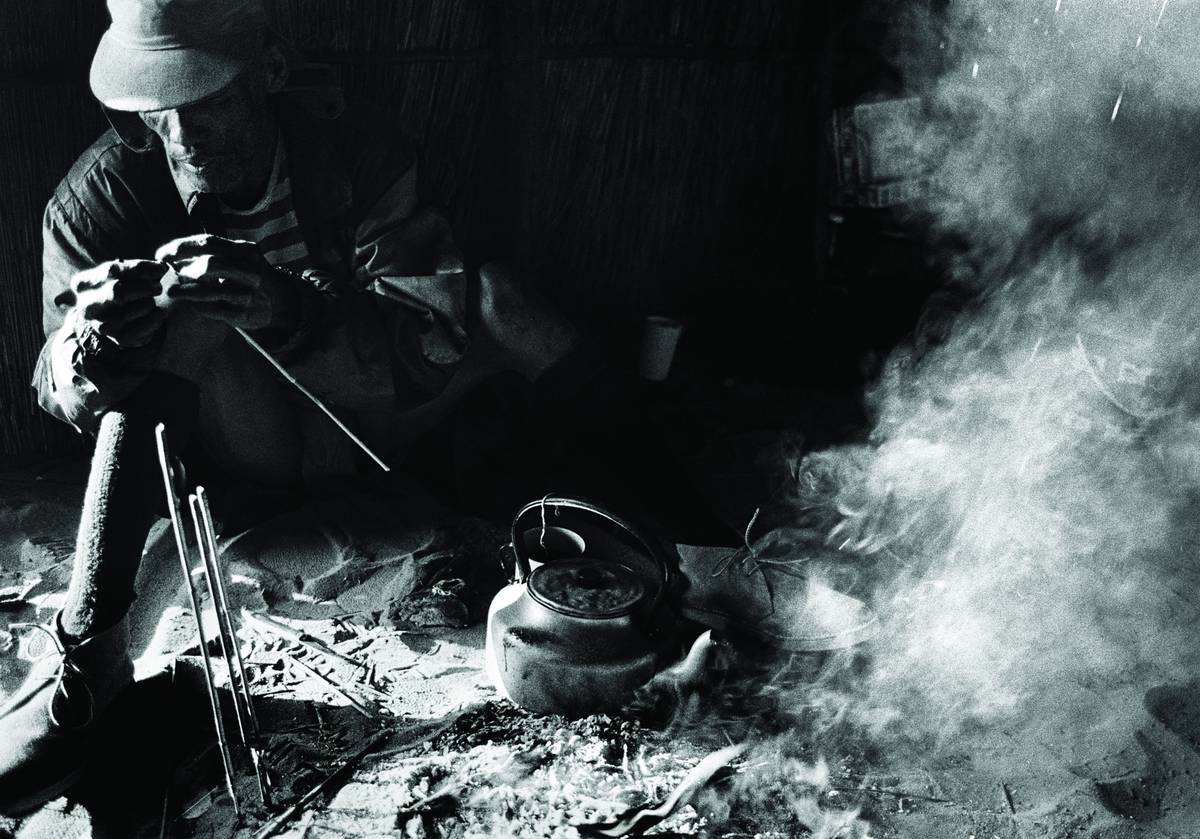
785, 0, 1200, 745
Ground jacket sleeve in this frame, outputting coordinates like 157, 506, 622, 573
354, 160, 468, 399
272, 135, 470, 413
33, 195, 149, 432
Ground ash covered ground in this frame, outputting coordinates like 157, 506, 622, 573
8, 2, 1200, 836
0, 453, 1198, 838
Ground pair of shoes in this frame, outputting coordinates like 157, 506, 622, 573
676, 543, 877, 652
0, 614, 133, 815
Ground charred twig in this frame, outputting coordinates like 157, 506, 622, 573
578, 743, 747, 837
347, 677, 394, 704
395, 777, 466, 818
285, 652, 381, 720
0, 578, 39, 611
241, 609, 365, 671
253, 728, 393, 839
369, 706, 482, 759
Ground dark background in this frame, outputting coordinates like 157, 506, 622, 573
0, 0, 943, 464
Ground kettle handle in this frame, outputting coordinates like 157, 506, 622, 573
499, 542, 531, 583
509, 495, 676, 608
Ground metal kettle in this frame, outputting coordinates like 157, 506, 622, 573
484, 496, 683, 717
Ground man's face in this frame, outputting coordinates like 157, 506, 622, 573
139, 72, 275, 198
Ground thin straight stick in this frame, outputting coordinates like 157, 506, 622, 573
195, 487, 261, 741
154, 425, 241, 822
235, 328, 390, 472
285, 653, 380, 720
191, 489, 272, 808
188, 494, 249, 746
241, 609, 364, 670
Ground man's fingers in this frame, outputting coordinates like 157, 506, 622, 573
101, 308, 168, 348
110, 259, 170, 281
81, 296, 157, 327
167, 283, 258, 307
111, 276, 164, 301
154, 234, 225, 261
168, 256, 263, 289
71, 260, 165, 295
74, 279, 160, 307
155, 234, 258, 265
117, 309, 169, 347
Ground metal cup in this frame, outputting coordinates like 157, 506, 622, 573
638, 316, 684, 382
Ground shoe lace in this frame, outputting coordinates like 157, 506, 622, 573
709, 507, 814, 579
10, 622, 95, 730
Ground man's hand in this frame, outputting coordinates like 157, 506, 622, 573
70, 259, 170, 349
156, 234, 299, 332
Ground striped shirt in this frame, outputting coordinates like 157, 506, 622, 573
219, 139, 311, 270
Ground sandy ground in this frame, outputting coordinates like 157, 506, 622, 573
1, 459, 1199, 838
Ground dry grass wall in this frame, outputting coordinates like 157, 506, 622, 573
0, 0, 831, 460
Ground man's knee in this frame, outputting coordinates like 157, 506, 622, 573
110, 372, 201, 442
475, 261, 579, 379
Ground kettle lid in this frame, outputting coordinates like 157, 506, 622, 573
527, 558, 645, 618
509, 496, 676, 608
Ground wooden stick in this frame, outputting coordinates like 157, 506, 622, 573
194, 486, 272, 808
285, 652, 381, 720
189, 494, 250, 745
235, 327, 390, 472
195, 490, 262, 738
252, 728, 392, 839
580, 742, 747, 837
241, 609, 364, 671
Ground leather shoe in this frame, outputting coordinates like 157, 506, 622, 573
0, 614, 133, 815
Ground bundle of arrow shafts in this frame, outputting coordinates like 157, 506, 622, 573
155, 423, 395, 834
155, 424, 270, 820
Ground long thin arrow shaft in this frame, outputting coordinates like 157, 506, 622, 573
236, 327, 390, 472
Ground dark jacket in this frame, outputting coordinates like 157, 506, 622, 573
34, 85, 468, 434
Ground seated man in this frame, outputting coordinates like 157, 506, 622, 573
0, 0, 876, 815
0, 0, 587, 813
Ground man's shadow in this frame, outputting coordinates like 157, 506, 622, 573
54, 660, 373, 838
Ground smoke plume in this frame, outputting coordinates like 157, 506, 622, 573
721, 0, 1200, 832
818, 0, 1200, 740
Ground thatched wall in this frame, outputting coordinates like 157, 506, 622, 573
0, 0, 834, 461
